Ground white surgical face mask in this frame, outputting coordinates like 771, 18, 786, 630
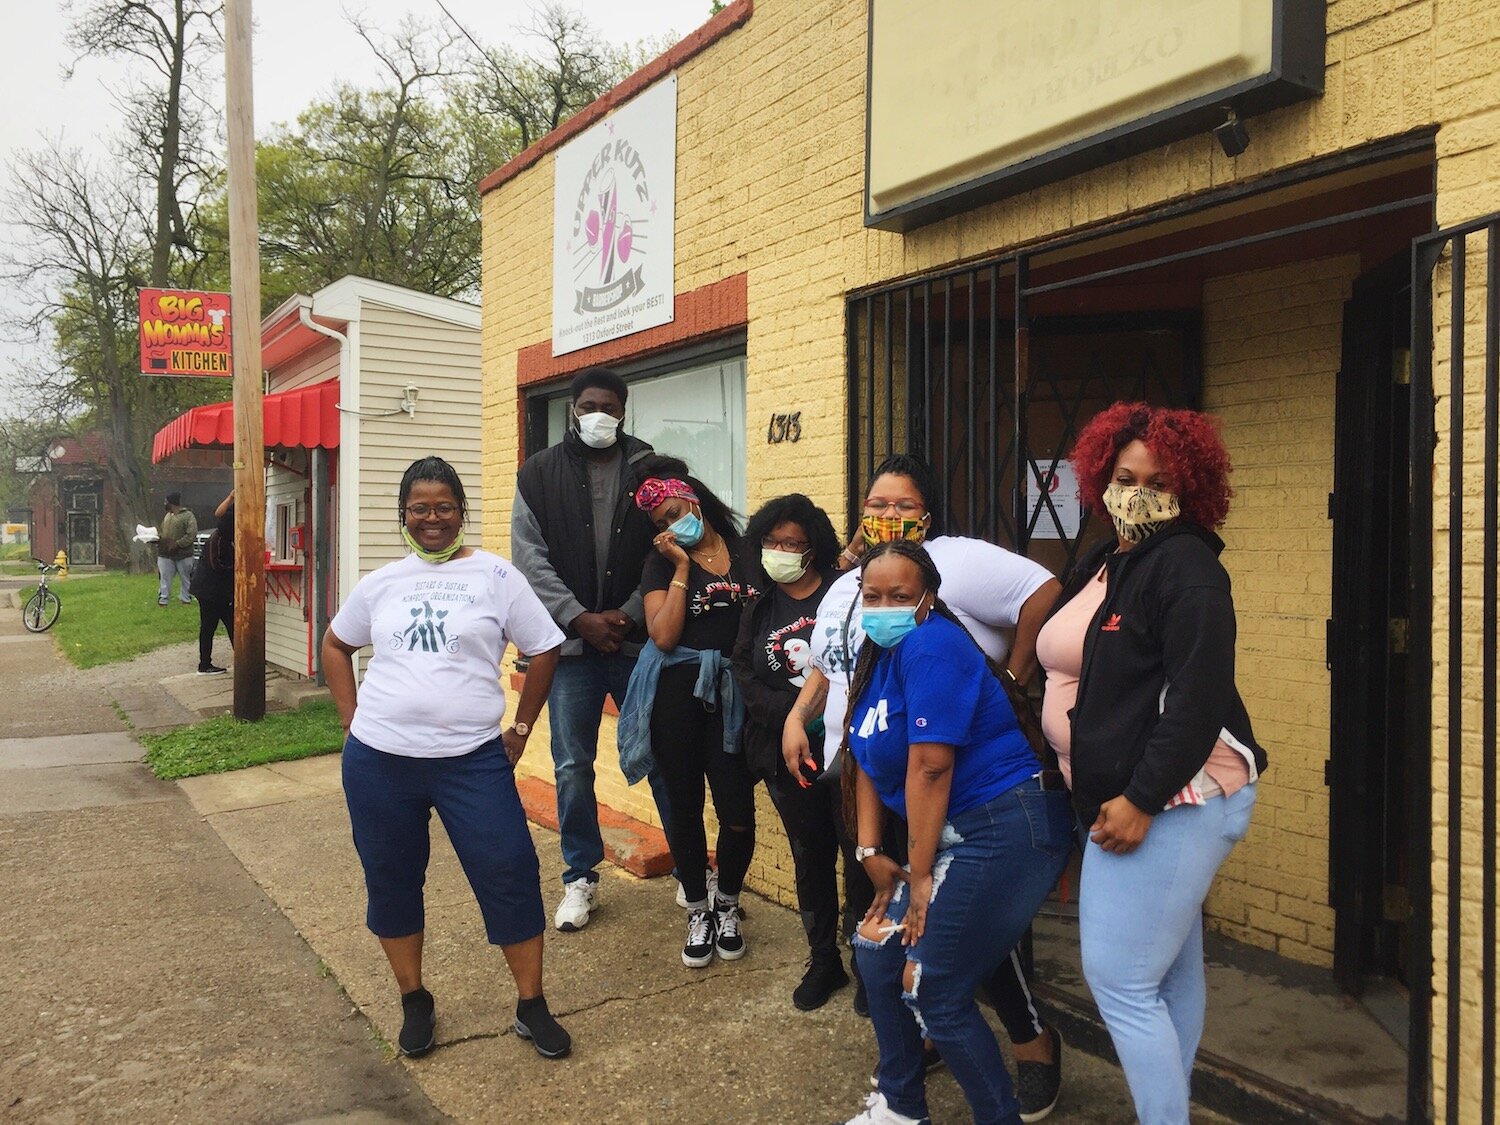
576, 411, 621, 450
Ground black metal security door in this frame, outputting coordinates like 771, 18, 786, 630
1329, 255, 1414, 997
845, 263, 1199, 572
1410, 213, 1500, 1125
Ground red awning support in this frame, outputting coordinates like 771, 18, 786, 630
152, 381, 341, 463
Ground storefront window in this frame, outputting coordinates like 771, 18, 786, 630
539, 356, 748, 514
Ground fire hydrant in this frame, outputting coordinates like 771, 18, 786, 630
53, 549, 68, 578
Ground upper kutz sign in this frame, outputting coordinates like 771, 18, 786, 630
139, 288, 232, 377
552, 76, 676, 357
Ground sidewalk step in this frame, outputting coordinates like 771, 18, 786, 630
515, 776, 673, 878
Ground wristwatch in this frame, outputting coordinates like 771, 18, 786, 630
854, 845, 883, 862
512, 721, 531, 738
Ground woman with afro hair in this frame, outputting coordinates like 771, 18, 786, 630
1035, 403, 1267, 1125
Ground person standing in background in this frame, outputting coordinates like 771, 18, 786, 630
156, 491, 197, 606
512, 367, 676, 933
189, 491, 235, 674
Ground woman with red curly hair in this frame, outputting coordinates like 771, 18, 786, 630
1035, 402, 1266, 1125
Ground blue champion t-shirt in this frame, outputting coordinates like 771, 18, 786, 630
846, 613, 1037, 819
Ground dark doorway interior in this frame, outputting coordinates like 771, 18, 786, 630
1329, 255, 1414, 1010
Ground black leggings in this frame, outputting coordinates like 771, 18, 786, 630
766, 762, 873, 957
649, 664, 756, 904
848, 807, 1047, 1044
197, 597, 232, 668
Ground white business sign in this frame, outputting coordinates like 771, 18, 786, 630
552, 76, 677, 357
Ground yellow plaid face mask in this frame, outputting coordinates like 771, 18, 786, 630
860, 513, 928, 547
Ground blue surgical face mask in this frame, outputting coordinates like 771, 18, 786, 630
861, 595, 928, 648
668, 507, 704, 548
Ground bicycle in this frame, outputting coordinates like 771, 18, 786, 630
23, 558, 62, 633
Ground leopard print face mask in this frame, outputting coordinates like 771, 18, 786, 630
1102, 483, 1180, 544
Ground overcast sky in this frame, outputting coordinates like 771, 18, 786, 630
0, 0, 713, 408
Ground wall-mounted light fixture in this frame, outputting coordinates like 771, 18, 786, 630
1213, 107, 1250, 158
400, 384, 419, 417
336, 383, 422, 419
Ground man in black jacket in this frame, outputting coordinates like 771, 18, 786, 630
512, 368, 673, 932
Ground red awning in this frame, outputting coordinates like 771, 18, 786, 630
152, 381, 341, 463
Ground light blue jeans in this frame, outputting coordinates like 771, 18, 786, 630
853, 779, 1073, 1124
548, 650, 674, 886
1080, 784, 1258, 1125
157, 556, 193, 604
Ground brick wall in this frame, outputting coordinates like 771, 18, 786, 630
481, 6, 1500, 1102
1200, 254, 1360, 968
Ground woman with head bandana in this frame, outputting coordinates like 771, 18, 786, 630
782, 453, 1069, 1122
625, 457, 761, 968
1034, 404, 1265, 1125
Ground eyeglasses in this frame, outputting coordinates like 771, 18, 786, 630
405, 503, 459, 518
760, 536, 810, 552
862, 499, 925, 516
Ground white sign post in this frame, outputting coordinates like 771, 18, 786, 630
552, 76, 677, 357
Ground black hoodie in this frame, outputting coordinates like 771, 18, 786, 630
1057, 521, 1267, 827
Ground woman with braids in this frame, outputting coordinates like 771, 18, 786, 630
1035, 404, 1264, 1125
322, 456, 572, 1061
784, 453, 1068, 1122
835, 541, 1072, 1125
729, 493, 856, 1009
620, 457, 760, 967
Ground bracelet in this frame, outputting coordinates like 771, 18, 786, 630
840, 548, 861, 567
669, 579, 689, 591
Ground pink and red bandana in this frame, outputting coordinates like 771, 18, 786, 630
634, 477, 699, 512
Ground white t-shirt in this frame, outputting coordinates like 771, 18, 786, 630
810, 535, 1053, 767
330, 550, 565, 758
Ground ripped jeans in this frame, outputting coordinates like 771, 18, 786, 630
853, 778, 1072, 1124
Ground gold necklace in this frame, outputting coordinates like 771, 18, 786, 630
691, 536, 723, 565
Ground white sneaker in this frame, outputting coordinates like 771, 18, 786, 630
675, 867, 718, 908
841, 1090, 929, 1125
553, 879, 597, 932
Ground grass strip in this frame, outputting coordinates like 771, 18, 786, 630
143, 699, 344, 779
24, 572, 199, 667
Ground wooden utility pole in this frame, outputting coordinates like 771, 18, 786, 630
227, 0, 266, 720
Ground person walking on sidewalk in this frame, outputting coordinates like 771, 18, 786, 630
730, 493, 857, 1010
188, 492, 234, 675
322, 456, 572, 1061
838, 541, 1072, 1125
1036, 403, 1265, 1125
156, 492, 197, 606
620, 462, 759, 968
512, 367, 676, 933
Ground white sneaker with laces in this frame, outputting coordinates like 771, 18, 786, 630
713, 895, 746, 960
674, 867, 718, 908
553, 879, 597, 932
841, 1090, 929, 1125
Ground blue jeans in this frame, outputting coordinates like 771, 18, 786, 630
853, 779, 1073, 1124
1080, 784, 1258, 1125
157, 556, 193, 603
548, 650, 674, 886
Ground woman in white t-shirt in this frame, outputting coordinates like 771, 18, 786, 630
782, 453, 1068, 1121
322, 457, 571, 1063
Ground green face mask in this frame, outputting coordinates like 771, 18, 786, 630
401, 525, 465, 563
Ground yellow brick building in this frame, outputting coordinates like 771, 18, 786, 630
479, 2, 1499, 1119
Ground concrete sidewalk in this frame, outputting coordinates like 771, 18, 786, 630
181, 756, 1225, 1123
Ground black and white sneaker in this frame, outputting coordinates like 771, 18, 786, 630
197, 664, 227, 676
513, 995, 572, 1059
713, 894, 746, 961
398, 986, 436, 1057
682, 907, 716, 967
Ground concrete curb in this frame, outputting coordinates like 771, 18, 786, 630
516, 775, 673, 878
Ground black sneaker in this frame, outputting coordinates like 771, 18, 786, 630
1016, 1025, 1063, 1122
793, 952, 849, 1010
197, 664, 227, 675
852, 957, 870, 1018
714, 895, 746, 961
682, 907, 716, 967
398, 987, 436, 1057
513, 996, 572, 1059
